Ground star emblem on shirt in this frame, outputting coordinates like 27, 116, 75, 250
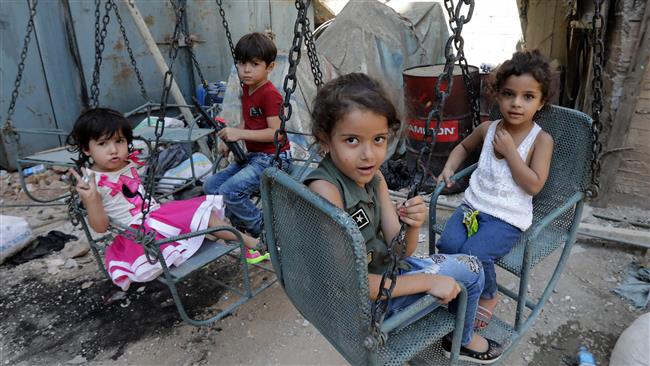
351, 208, 370, 229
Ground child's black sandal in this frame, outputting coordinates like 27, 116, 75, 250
442, 334, 503, 364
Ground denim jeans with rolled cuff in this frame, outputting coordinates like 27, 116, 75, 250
203, 151, 292, 237
384, 254, 484, 347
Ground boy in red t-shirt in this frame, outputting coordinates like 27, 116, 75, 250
204, 32, 292, 248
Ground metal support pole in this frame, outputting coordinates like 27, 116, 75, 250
123, 0, 210, 155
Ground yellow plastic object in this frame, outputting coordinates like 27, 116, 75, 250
462, 209, 479, 238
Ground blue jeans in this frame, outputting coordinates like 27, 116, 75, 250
385, 254, 484, 346
203, 151, 292, 236
437, 205, 521, 299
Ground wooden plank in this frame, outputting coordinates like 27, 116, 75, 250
598, 2, 650, 207
578, 223, 650, 249
521, 0, 569, 68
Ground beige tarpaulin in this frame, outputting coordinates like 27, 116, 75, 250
221, 0, 448, 158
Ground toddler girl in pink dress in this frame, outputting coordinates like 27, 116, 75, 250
67, 108, 268, 290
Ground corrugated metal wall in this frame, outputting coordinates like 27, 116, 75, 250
0, 0, 311, 169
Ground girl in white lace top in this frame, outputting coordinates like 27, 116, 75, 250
436, 50, 555, 330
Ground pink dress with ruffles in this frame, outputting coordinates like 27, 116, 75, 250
91, 157, 224, 290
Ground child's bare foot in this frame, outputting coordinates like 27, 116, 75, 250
242, 234, 259, 249
465, 333, 488, 352
475, 295, 499, 330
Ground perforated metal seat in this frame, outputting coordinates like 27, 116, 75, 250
262, 168, 469, 365
428, 105, 593, 362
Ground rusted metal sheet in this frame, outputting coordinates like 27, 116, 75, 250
0, 0, 85, 169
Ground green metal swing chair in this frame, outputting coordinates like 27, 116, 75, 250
2, 0, 278, 327
259, 0, 606, 365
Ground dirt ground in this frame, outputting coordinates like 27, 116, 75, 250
1, 170, 648, 365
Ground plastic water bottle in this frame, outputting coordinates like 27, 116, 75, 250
23, 164, 46, 177
577, 346, 596, 366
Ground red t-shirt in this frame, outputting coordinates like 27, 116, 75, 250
242, 82, 290, 154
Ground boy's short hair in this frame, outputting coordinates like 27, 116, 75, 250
234, 32, 277, 65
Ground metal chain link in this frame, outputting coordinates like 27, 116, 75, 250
2, 0, 38, 145
587, 0, 604, 198
138, 0, 184, 257
272, 0, 310, 169
90, 0, 113, 108
418, 0, 467, 193
168, 0, 214, 105
301, 0, 323, 89
67, 189, 82, 227
449, 0, 481, 128
112, 1, 149, 101
215, 0, 237, 67
4, 0, 38, 125
369, 0, 475, 348
188, 47, 214, 102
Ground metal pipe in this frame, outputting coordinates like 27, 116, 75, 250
123, 0, 211, 156
380, 295, 439, 334
123, 0, 193, 123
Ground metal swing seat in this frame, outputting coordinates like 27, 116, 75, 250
258, 2, 597, 363
259, 107, 592, 365
65, 108, 279, 328
3, 0, 278, 327
426, 104, 594, 363
70, 193, 276, 327
261, 167, 471, 365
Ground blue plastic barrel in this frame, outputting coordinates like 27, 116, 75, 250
195, 81, 226, 106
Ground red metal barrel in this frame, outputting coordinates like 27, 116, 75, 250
403, 64, 480, 193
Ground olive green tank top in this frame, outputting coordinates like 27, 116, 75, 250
304, 156, 392, 274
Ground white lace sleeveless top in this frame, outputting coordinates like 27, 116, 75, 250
463, 120, 542, 231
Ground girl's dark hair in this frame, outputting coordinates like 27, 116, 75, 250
66, 107, 132, 168
492, 49, 553, 102
234, 32, 277, 65
311, 73, 401, 143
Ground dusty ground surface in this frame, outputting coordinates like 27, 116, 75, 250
1, 170, 648, 365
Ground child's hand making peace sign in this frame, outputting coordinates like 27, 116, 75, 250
69, 168, 98, 201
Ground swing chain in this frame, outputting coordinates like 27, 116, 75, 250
417, 0, 470, 192
588, 0, 604, 198
369, 213, 411, 349
3, 0, 38, 143
137, 0, 184, 264
66, 189, 82, 227
273, 0, 310, 168
215, 0, 237, 68
447, 0, 480, 128
90, 0, 113, 108
5, 0, 39, 121
301, 0, 323, 89
111, 1, 149, 101
369, 0, 474, 346
168, 0, 214, 105
188, 48, 214, 103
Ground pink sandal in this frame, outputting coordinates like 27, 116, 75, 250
474, 305, 493, 330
